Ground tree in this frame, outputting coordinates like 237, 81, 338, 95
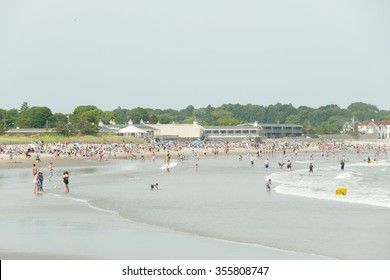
347, 102, 379, 122
27, 106, 53, 128
55, 121, 76, 136
157, 114, 174, 124
149, 114, 158, 124
179, 105, 195, 118
20, 102, 29, 113
73, 116, 98, 135
50, 113, 68, 127
216, 117, 241, 126
112, 107, 130, 123
73, 105, 100, 116
128, 107, 150, 124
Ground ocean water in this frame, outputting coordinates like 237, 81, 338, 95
1, 151, 390, 259
272, 153, 390, 209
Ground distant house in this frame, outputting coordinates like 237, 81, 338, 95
358, 120, 390, 139
342, 120, 360, 133
342, 122, 353, 132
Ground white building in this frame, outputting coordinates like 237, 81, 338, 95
148, 121, 204, 139
358, 120, 390, 139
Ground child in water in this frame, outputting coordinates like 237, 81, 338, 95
37, 172, 44, 192
265, 179, 272, 191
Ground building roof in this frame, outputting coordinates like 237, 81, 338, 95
205, 123, 302, 130
205, 125, 261, 130
118, 125, 150, 134
360, 120, 390, 126
133, 124, 159, 131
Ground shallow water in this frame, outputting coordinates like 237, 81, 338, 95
272, 152, 390, 208
1, 152, 390, 259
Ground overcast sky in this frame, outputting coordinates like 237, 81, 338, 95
1, 0, 389, 114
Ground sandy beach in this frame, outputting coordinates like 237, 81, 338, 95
1, 142, 389, 260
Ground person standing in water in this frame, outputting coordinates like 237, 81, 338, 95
48, 162, 54, 181
32, 172, 39, 193
265, 178, 272, 191
37, 172, 44, 192
63, 171, 70, 193
309, 163, 314, 175
32, 164, 38, 177
287, 160, 292, 171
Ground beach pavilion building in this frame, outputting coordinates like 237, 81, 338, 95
204, 122, 303, 140
148, 121, 205, 140
98, 120, 303, 140
98, 120, 158, 138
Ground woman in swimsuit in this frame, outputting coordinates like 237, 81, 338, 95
63, 171, 70, 193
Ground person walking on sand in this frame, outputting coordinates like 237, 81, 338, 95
309, 163, 314, 175
265, 178, 272, 192
63, 171, 70, 193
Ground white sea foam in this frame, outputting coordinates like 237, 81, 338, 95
273, 158, 390, 209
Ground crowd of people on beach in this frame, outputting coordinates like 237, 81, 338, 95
0, 138, 388, 162
1, 138, 388, 196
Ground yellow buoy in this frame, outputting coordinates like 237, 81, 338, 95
336, 188, 347, 196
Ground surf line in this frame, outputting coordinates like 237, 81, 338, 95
48, 193, 119, 215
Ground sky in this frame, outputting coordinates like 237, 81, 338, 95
1, 0, 390, 114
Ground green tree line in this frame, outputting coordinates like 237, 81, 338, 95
1, 102, 390, 136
